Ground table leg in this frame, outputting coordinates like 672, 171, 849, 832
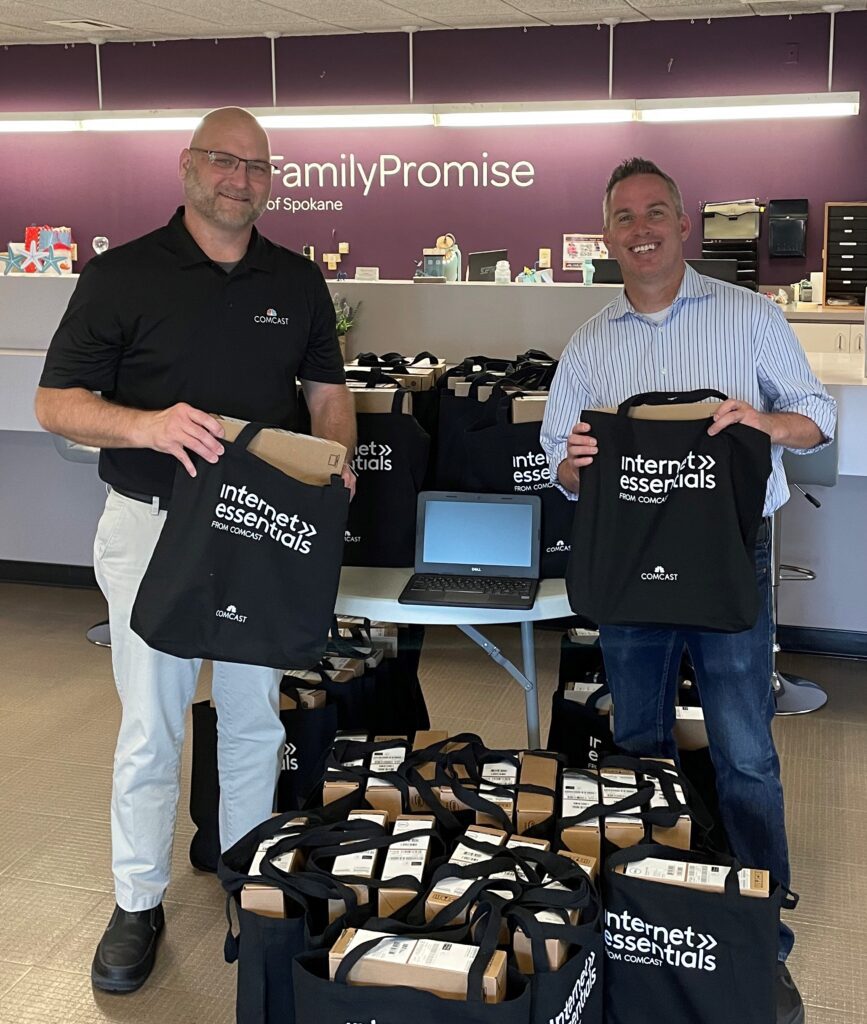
457, 624, 541, 749
520, 621, 541, 749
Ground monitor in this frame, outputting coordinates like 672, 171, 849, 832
467, 249, 508, 283
589, 258, 739, 285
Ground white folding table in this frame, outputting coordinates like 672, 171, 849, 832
334, 567, 571, 748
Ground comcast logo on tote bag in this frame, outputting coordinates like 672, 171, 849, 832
641, 564, 679, 581
215, 604, 248, 623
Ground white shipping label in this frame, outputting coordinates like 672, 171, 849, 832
380, 845, 429, 883
685, 864, 753, 890
327, 759, 363, 773
333, 848, 377, 877
481, 761, 518, 787
649, 776, 686, 808
625, 858, 687, 882
409, 938, 477, 975
367, 745, 408, 787
249, 831, 301, 876
392, 818, 435, 836
564, 682, 605, 704
431, 877, 473, 899
347, 930, 414, 965
675, 706, 705, 720
561, 773, 600, 822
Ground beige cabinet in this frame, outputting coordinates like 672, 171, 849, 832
790, 322, 852, 353
852, 324, 865, 355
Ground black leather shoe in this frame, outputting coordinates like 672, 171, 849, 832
777, 962, 805, 1024
91, 903, 165, 993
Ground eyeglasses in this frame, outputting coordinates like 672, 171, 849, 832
189, 147, 277, 181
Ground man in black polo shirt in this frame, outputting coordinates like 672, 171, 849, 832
35, 106, 355, 993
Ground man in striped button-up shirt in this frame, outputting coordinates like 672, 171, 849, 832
541, 158, 835, 1024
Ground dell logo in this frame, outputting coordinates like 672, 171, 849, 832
471, 566, 482, 572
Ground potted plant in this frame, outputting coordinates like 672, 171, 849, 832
332, 293, 359, 360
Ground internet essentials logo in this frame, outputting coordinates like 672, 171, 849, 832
512, 450, 552, 492
211, 483, 317, 554
253, 307, 289, 325
353, 441, 392, 472
547, 951, 597, 1024
619, 451, 716, 505
604, 909, 718, 972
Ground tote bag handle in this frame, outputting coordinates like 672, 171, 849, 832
616, 389, 727, 416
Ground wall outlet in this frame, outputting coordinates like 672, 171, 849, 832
784, 43, 799, 64
538, 247, 551, 269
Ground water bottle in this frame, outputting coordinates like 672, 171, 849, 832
581, 258, 596, 286
494, 260, 511, 284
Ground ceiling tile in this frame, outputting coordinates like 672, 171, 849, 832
638, 4, 750, 15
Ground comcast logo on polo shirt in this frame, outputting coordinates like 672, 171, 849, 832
546, 538, 571, 553
253, 307, 289, 325
641, 564, 679, 582
216, 603, 248, 623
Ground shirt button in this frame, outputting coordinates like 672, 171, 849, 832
661, 368, 667, 375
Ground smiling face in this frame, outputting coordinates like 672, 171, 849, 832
603, 173, 691, 293
179, 108, 272, 233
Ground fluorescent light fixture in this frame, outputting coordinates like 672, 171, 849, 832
260, 112, 434, 128
81, 116, 201, 131
0, 120, 80, 133
638, 92, 859, 122
436, 101, 635, 126
0, 93, 858, 132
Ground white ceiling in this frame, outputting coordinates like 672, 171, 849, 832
0, 0, 863, 45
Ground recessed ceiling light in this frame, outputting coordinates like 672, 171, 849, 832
45, 19, 126, 32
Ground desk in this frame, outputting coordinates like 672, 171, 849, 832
335, 567, 572, 748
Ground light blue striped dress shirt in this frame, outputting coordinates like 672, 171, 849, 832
540, 264, 837, 515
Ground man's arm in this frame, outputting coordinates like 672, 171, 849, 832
557, 422, 599, 494
707, 402, 822, 449
34, 386, 225, 477
300, 379, 357, 495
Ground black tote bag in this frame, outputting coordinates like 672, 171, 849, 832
131, 422, 350, 669
343, 385, 430, 567
602, 843, 795, 1024
188, 693, 339, 873
546, 638, 617, 771
566, 391, 771, 632
462, 388, 575, 579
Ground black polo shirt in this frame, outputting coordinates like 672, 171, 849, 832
40, 207, 345, 498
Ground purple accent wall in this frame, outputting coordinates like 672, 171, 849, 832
0, 43, 96, 110
1, 13, 865, 286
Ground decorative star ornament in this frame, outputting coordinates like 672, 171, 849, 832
20, 239, 49, 272
40, 244, 66, 274
1, 248, 25, 275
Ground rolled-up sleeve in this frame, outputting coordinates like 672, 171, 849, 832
541, 332, 594, 499
757, 305, 837, 454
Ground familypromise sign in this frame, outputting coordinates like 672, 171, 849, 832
265, 149, 537, 213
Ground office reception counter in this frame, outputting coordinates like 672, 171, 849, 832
2, 275, 865, 648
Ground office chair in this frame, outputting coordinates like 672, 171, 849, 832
51, 435, 110, 647
771, 433, 840, 715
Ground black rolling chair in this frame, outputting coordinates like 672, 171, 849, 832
51, 435, 111, 648
771, 434, 839, 715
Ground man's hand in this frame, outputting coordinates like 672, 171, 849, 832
557, 420, 598, 493
707, 399, 772, 438
139, 403, 225, 477
341, 463, 357, 499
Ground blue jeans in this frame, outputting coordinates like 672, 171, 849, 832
599, 526, 794, 959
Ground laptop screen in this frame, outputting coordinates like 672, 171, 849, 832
416, 492, 541, 577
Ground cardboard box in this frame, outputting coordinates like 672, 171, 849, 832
516, 752, 559, 833
365, 737, 411, 821
241, 820, 306, 918
425, 826, 507, 922
335, 618, 400, 658
279, 688, 325, 711
476, 759, 518, 828
673, 705, 709, 751
593, 402, 723, 422
378, 815, 437, 918
323, 736, 368, 806
321, 655, 366, 678
511, 394, 549, 424
513, 903, 578, 973
616, 858, 769, 898
346, 365, 437, 392
559, 768, 691, 857
330, 928, 507, 1003
216, 415, 345, 485
351, 388, 412, 415
285, 665, 356, 685
327, 810, 389, 921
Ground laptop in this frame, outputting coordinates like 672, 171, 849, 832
398, 491, 541, 609
467, 249, 508, 283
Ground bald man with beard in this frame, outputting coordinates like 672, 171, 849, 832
36, 107, 355, 993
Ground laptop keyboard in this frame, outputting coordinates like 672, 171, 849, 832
408, 574, 534, 597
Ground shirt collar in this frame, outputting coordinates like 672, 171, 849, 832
164, 206, 275, 272
606, 262, 713, 321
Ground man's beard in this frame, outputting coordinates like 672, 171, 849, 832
183, 165, 268, 229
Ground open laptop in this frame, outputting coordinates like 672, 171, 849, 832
591, 257, 738, 284
467, 249, 508, 282
398, 491, 541, 609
